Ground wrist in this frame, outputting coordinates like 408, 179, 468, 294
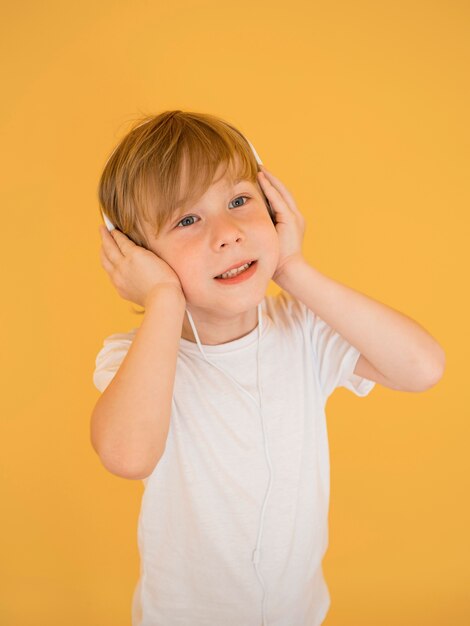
144, 283, 185, 309
273, 254, 306, 288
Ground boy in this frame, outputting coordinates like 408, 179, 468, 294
91, 110, 445, 626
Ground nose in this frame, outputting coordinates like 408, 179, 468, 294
211, 213, 245, 249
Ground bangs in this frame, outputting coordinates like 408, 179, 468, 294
98, 110, 261, 248
139, 119, 260, 237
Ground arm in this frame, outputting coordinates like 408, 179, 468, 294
275, 259, 445, 393
90, 285, 186, 479
256, 166, 445, 393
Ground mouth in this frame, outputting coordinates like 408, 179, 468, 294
214, 260, 258, 283
214, 259, 257, 279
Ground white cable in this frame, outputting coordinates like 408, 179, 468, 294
185, 303, 274, 626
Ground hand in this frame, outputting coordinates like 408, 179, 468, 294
257, 166, 306, 283
99, 225, 184, 308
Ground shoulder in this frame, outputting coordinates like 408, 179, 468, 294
263, 290, 312, 329
93, 328, 137, 392
96, 328, 137, 359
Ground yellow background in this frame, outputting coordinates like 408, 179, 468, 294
1, 0, 468, 624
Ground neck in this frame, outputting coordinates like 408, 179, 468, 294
181, 306, 260, 345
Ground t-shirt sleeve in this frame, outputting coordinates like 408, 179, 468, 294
92, 330, 135, 393
308, 309, 376, 400
270, 291, 376, 401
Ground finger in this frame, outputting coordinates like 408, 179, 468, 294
259, 169, 302, 217
257, 174, 290, 220
99, 246, 115, 276
258, 169, 304, 219
109, 228, 138, 256
99, 225, 124, 264
258, 171, 289, 207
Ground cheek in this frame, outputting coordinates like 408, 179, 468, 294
271, 238, 281, 266
149, 238, 205, 291
262, 228, 280, 271
261, 222, 280, 253
150, 240, 187, 273
149, 245, 187, 284
170, 250, 202, 286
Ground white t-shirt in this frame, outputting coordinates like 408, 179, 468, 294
93, 290, 375, 626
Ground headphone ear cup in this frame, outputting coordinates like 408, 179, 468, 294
102, 210, 116, 231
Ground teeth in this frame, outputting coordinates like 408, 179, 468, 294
217, 262, 252, 279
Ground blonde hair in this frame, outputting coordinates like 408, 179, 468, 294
98, 110, 261, 248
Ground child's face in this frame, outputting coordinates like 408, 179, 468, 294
143, 164, 280, 320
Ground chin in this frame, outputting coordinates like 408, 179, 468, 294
210, 289, 267, 316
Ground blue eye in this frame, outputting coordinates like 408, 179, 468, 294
229, 195, 249, 208
177, 216, 197, 228
176, 196, 250, 228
